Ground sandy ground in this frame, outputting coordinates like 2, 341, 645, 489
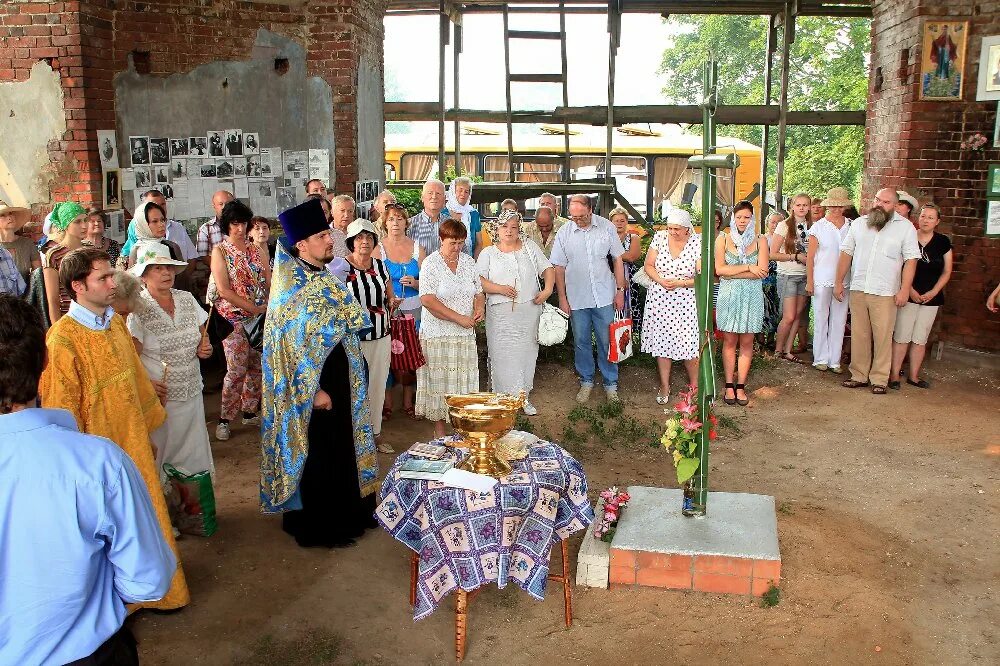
132, 351, 999, 665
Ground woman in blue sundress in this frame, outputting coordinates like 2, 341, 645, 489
715, 200, 769, 407
376, 203, 425, 420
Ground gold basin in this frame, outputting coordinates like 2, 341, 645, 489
445, 391, 525, 478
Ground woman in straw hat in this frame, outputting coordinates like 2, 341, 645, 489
0, 200, 40, 285
126, 243, 216, 481
806, 187, 853, 373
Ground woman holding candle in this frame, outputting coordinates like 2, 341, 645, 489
127, 243, 216, 480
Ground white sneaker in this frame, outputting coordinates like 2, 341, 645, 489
575, 385, 592, 403
215, 422, 231, 441
242, 413, 261, 426
522, 400, 537, 416
605, 387, 620, 403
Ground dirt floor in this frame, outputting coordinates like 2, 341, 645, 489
133, 349, 999, 665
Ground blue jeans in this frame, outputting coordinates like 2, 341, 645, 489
570, 305, 618, 389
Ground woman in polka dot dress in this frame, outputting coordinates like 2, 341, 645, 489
641, 209, 701, 404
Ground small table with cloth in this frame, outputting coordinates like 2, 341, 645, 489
375, 436, 594, 660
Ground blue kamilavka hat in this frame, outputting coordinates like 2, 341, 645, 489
277, 197, 330, 245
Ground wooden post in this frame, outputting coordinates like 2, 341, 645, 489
559, 1, 571, 182
759, 13, 777, 225
502, 5, 515, 182
605, 4, 617, 187
438, 0, 447, 180
773, 1, 794, 209
453, 21, 462, 177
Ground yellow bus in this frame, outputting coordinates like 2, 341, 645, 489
384, 123, 762, 218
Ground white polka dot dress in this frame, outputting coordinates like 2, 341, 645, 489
641, 232, 700, 360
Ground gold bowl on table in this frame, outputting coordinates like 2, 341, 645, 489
444, 391, 526, 478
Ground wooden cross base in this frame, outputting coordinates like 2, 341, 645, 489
410, 538, 573, 662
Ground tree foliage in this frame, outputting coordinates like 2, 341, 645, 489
658, 14, 870, 201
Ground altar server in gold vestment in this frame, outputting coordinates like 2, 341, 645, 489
39, 246, 190, 611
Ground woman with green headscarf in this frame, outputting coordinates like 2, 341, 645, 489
42, 201, 87, 324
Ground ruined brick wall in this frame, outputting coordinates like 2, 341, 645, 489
0, 0, 385, 211
866, 0, 1000, 352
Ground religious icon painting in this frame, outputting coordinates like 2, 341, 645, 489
189, 136, 209, 156
149, 137, 170, 165
919, 20, 968, 100
103, 169, 121, 211
129, 136, 150, 165
207, 131, 224, 157
976, 36, 1000, 102
225, 129, 244, 157
169, 138, 188, 158
243, 132, 260, 155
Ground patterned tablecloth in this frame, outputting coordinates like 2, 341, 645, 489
375, 436, 594, 621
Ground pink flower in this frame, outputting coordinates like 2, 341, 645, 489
674, 400, 697, 416
604, 510, 617, 521
680, 417, 703, 432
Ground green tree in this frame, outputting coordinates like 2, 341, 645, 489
658, 14, 870, 201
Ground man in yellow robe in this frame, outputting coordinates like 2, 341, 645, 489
39, 245, 190, 610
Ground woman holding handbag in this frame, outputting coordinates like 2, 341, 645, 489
376, 203, 424, 421
210, 200, 270, 441
476, 210, 553, 415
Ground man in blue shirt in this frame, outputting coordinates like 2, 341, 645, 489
0, 294, 176, 665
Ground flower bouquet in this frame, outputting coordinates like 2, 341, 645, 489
593, 486, 630, 542
660, 386, 717, 515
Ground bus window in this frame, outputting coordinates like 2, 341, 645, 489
399, 154, 477, 181
569, 156, 647, 216
484, 155, 562, 183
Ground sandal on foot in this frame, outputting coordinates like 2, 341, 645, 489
656, 392, 670, 405
781, 352, 804, 364
723, 382, 736, 405
841, 379, 870, 389
735, 383, 749, 407
871, 385, 888, 395
907, 378, 930, 388
888, 380, 901, 390
376, 436, 395, 454
404, 406, 417, 419
382, 406, 392, 422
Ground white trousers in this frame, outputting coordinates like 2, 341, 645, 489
361, 336, 392, 436
812, 285, 849, 368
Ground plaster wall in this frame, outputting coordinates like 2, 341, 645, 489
356, 57, 385, 184
0, 62, 66, 207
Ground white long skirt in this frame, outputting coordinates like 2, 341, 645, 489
152, 393, 215, 482
485, 300, 541, 395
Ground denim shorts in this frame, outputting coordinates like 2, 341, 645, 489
777, 273, 807, 299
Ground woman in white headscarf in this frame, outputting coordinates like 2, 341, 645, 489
641, 209, 701, 404
715, 201, 770, 406
445, 176, 482, 257
122, 200, 185, 270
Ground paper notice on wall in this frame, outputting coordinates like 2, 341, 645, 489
199, 178, 220, 215
282, 150, 307, 188
988, 200, 1000, 236
308, 149, 330, 185
260, 148, 281, 178
121, 168, 135, 191
249, 178, 277, 217
233, 177, 250, 200
97, 130, 119, 169
170, 181, 190, 220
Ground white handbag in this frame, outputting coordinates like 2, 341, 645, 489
526, 241, 570, 346
631, 267, 654, 289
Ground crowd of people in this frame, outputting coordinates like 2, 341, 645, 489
0, 176, 996, 664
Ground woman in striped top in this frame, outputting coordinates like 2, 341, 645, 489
344, 219, 400, 454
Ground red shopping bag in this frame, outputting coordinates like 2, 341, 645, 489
390, 313, 426, 373
608, 310, 634, 363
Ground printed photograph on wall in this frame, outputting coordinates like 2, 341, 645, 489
277, 186, 297, 212
200, 162, 218, 178
247, 155, 262, 177
129, 136, 150, 165
155, 166, 170, 184
225, 129, 244, 157
103, 169, 121, 210
169, 138, 189, 158
149, 138, 170, 165
234, 159, 248, 177
243, 132, 260, 155
976, 36, 1000, 101
134, 166, 152, 189
988, 164, 1000, 196
97, 130, 118, 169
171, 158, 187, 180
217, 159, 235, 179
189, 136, 209, 156
920, 20, 968, 100
208, 131, 224, 157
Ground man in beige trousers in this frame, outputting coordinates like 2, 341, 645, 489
835, 188, 920, 395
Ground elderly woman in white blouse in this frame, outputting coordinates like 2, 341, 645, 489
127, 243, 215, 480
416, 219, 486, 437
476, 210, 553, 415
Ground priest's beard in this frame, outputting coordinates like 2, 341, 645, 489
867, 207, 889, 230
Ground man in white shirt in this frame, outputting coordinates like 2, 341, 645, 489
550, 194, 627, 403
835, 188, 920, 394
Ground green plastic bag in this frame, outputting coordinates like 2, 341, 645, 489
163, 464, 217, 537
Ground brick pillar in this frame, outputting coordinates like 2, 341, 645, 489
865, 0, 1000, 352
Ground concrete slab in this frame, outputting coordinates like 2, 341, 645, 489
613, 486, 780, 560
576, 501, 611, 589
